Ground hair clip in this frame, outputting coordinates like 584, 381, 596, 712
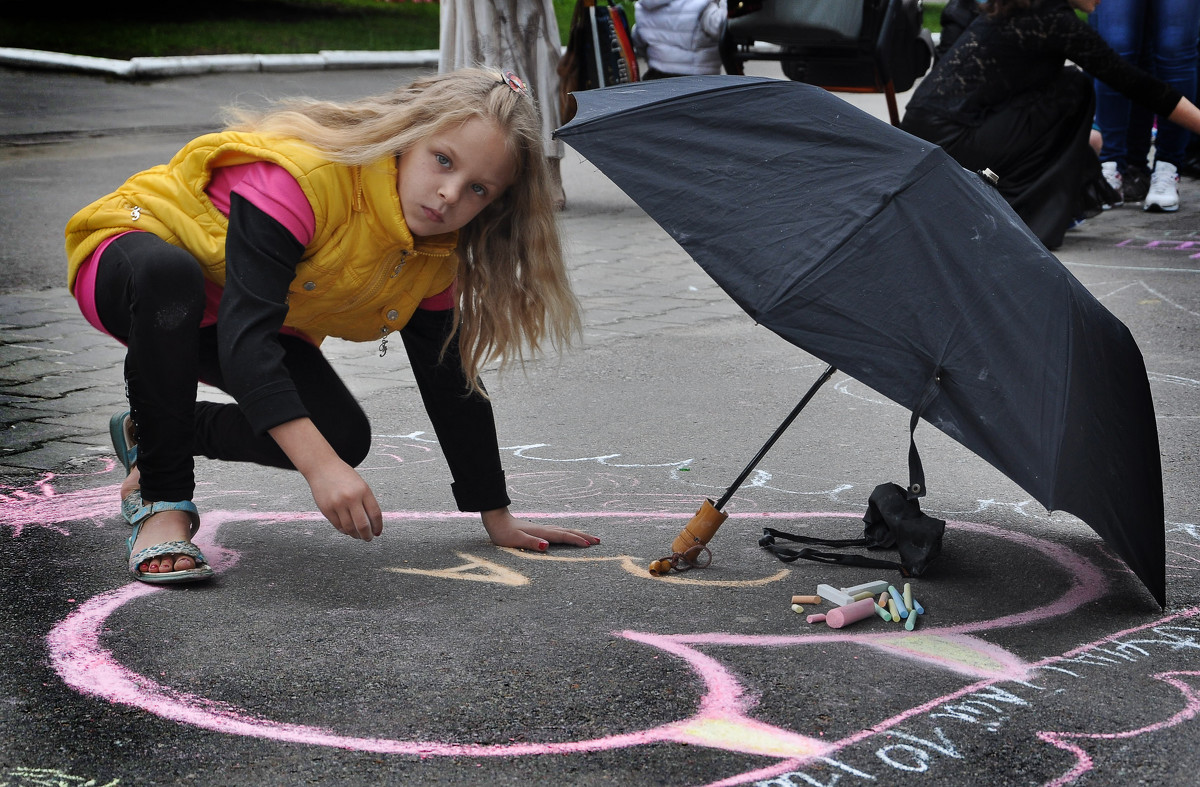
501, 71, 529, 97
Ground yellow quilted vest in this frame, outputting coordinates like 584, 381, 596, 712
65, 131, 459, 345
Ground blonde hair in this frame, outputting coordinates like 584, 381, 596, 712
224, 68, 581, 395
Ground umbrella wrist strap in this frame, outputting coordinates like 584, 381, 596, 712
761, 543, 909, 574
907, 373, 942, 500
760, 526, 869, 548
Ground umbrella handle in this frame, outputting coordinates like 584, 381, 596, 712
654, 364, 836, 576
669, 498, 729, 555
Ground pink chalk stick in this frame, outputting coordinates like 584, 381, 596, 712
824, 598, 878, 629
806, 613, 827, 624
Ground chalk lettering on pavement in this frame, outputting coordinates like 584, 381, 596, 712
5, 434, 1199, 786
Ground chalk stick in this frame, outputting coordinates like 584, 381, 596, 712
874, 602, 892, 622
791, 604, 805, 614
903, 583, 913, 611
911, 597, 925, 615
825, 598, 878, 629
791, 595, 822, 606
841, 580, 890, 596
878, 592, 889, 608
905, 608, 918, 631
807, 613, 827, 624
887, 585, 910, 619
888, 597, 901, 622
817, 584, 857, 607
851, 591, 875, 602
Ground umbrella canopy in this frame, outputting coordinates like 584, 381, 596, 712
556, 75, 1165, 605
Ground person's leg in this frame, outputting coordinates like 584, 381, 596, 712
93, 232, 208, 575
1125, 103, 1155, 200
192, 332, 372, 470
1092, 0, 1146, 170
1146, 0, 1200, 167
1122, 29, 1158, 201
1143, 0, 1200, 209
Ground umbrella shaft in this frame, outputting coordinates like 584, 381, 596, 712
714, 364, 837, 511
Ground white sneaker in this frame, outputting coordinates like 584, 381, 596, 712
1101, 161, 1123, 208
1145, 161, 1180, 212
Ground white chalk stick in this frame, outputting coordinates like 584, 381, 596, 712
817, 583, 857, 607
840, 580, 890, 596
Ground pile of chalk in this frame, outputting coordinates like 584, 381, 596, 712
790, 580, 925, 631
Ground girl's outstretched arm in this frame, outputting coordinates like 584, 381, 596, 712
400, 309, 598, 549
480, 507, 600, 551
270, 417, 384, 541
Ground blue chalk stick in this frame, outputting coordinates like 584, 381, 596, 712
887, 585, 910, 619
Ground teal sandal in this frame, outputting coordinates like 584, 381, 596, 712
109, 411, 142, 523
126, 500, 215, 584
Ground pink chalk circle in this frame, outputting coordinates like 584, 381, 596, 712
825, 599, 877, 629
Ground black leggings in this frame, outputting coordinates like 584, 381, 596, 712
93, 232, 370, 503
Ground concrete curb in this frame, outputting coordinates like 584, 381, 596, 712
0, 47, 441, 78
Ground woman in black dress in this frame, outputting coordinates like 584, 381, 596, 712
901, 0, 1200, 249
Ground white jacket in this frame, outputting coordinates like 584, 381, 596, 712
632, 0, 726, 76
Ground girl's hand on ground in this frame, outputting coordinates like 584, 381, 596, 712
480, 507, 600, 551
308, 461, 383, 541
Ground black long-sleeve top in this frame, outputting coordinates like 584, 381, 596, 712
218, 193, 511, 512
906, 0, 1182, 127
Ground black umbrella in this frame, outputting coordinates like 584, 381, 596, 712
556, 75, 1165, 605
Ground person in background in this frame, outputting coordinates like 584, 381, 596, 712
901, 0, 1200, 250
1090, 0, 1200, 211
631, 0, 726, 79
439, 0, 568, 209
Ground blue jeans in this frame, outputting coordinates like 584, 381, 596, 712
1091, 0, 1200, 169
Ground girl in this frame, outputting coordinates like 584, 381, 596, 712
65, 68, 599, 585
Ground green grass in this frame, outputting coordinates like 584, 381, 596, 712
1, 0, 944, 61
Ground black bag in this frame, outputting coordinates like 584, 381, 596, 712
558, 0, 639, 123
759, 482, 945, 577
874, 0, 933, 92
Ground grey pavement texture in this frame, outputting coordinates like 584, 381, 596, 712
3, 58, 1200, 787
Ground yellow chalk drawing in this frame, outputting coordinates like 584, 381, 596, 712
385, 552, 529, 586
872, 633, 1032, 681
496, 547, 791, 587
668, 717, 829, 758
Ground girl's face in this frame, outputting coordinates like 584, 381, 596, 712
397, 117, 516, 238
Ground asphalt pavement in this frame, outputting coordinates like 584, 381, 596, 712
3, 53, 1200, 787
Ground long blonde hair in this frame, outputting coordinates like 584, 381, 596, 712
224, 68, 581, 395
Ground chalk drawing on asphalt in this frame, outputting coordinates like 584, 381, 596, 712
4, 438, 1199, 787
0, 767, 119, 787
